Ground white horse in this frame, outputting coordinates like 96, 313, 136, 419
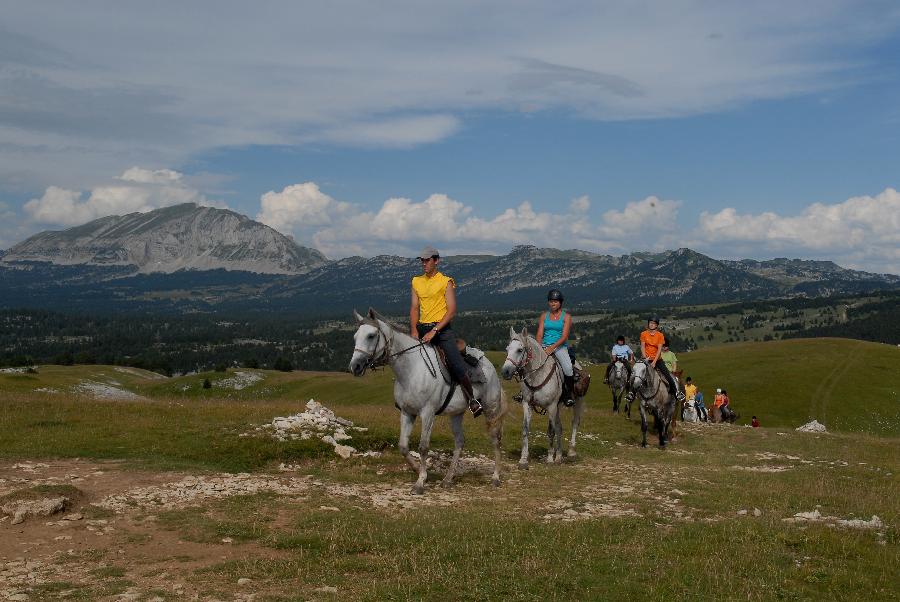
349, 308, 507, 494
500, 327, 587, 468
629, 359, 676, 448
608, 360, 630, 416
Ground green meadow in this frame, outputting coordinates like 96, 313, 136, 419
0, 338, 897, 600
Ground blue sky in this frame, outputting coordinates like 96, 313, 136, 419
2, 1, 900, 273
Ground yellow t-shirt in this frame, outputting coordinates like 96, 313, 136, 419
684, 383, 697, 400
412, 272, 455, 323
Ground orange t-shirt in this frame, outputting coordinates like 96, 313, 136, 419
640, 329, 665, 360
714, 393, 725, 408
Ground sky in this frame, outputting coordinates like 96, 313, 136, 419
2, 1, 900, 274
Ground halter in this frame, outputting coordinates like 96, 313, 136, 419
507, 336, 560, 409
354, 324, 433, 376
631, 359, 663, 402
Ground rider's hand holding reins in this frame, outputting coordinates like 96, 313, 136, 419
421, 330, 437, 343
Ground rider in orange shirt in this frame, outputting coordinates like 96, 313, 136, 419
627, 315, 684, 404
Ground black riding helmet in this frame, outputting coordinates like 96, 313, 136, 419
648, 315, 661, 324
616, 334, 625, 342
547, 289, 564, 302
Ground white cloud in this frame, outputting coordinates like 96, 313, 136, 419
256, 183, 349, 233
2, 2, 898, 190
297, 188, 681, 257
23, 167, 216, 226
696, 188, 900, 273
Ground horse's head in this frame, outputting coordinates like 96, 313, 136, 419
501, 326, 530, 380
349, 308, 388, 376
613, 360, 627, 380
630, 360, 649, 391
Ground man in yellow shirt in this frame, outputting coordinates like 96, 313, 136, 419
410, 246, 482, 417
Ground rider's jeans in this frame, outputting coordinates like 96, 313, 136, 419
546, 346, 573, 376
416, 323, 468, 383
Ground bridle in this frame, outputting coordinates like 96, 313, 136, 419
354, 324, 432, 375
631, 359, 663, 401
506, 336, 558, 391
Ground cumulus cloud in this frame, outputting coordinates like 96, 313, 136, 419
23, 167, 216, 226
289, 186, 680, 258
696, 188, 900, 273
256, 183, 351, 233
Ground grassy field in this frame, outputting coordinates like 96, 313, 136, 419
0, 338, 897, 600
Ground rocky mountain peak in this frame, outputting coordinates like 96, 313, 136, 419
2, 203, 328, 275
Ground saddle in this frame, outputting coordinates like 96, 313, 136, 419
432, 339, 487, 385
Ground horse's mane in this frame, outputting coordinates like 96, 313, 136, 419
360, 308, 411, 336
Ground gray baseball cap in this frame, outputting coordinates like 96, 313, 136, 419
417, 245, 440, 259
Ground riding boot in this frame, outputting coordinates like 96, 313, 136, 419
459, 375, 483, 417
562, 375, 576, 407
603, 363, 613, 384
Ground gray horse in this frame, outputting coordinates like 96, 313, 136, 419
629, 359, 675, 448
608, 360, 630, 416
500, 327, 586, 468
349, 308, 507, 494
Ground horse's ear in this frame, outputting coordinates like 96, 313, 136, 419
521, 326, 528, 339
509, 326, 517, 339
353, 309, 365, 324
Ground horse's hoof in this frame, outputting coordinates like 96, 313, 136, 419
641, 442, 648, 448
567, 451, 578, 459
440, 480, 454, 489
517, 462, 529, 471
491, 477, 501, 487
411, 483, 425, 495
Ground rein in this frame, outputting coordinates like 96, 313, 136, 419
633, 360, 664, 402
509, 337, 562, 410
356, 327, 449, 383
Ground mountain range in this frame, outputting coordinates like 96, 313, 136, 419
1, 204, 897, 315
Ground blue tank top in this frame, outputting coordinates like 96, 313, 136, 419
542, 310, 567, 347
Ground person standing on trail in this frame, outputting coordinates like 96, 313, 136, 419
410, 246, 482, 417
627, 316, 685, 404
683, 376, 697, 420
712, 388, 725, 423
694, 388, 708, 422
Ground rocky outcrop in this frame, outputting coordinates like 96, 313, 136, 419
2, 203, 327, 275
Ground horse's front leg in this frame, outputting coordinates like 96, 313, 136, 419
612, 388, 618, 414
656, 407, 668, 448
547, 402, 563, 463
441, 413, 464, 489
567, 396, 585, 458
639, 402, 648, 448
519, 396, 532, 470
398, 410, 420, 474
412, 409, 437, 495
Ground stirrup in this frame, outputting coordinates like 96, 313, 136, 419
676, 391, 686, 402
625, 391, 635, 401
563, 397, 576, 408
469, 398, 483, 418
512, 392, 524, 404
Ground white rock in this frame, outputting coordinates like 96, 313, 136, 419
237, 578, 252, 585
753, 508, 762, 517
796, 420, 827, 433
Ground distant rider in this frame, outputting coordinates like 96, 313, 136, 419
604, 334, 634, 384
410, 246, 482, 417
627, 316, 685, 404
536, 289, 576, 407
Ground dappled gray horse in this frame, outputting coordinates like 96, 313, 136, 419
629, 359, 676, 448
501, 327, 586, 468
349, 309, 507, 494
609, 360, 629, 416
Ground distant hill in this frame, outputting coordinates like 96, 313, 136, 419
658, 337, 900, 437
1, 203, 327, 275
1, 203, 897, 314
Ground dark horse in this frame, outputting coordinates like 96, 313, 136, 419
629, 359, 676, 448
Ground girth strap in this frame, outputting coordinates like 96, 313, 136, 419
436, 382, 457, 415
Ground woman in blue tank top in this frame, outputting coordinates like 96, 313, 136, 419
535, 288, 575, 406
